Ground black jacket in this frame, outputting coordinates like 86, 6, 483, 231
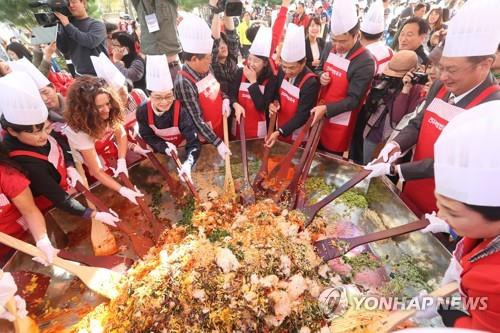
305, 37, 325, 71
4, 133, 92, 218
273, 66, 320, 137
316, 40, 376, 118
136, 101, 201, 167
395, 73, 500, 180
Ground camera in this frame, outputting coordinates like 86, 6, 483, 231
410, 72, 429, 85
30, 0, 72, 27
211, 0, 243, 17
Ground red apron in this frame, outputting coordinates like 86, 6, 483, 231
320, 46, 369, 153
278, 72, 317, 143
146, 100, 186, 147
9, 136, 69, 213
231, 75, 268, 139
178, 70, 224, 142
365, 42, 393, 75
402, 84, 500, 215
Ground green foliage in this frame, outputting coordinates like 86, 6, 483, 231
253, 0, 282, 7
178, 0, 207, 11
0, 0, 101, 30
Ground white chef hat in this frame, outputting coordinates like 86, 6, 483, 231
249, 27, 272, 58
314, 1, 323, 9
331, 0, 359, 36
178, 14, 213, 54
360, 0, 385, 35
90, 53, 126, 91
442, 0, 500, 57
434, 100, 500, 206
146, 55, 173, 92
8, 57, 50, 89
281, 23, 306, 63
0, 72, 48, 125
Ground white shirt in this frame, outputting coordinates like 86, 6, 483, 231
63, 125, 95, 151
450, 82, 483, 104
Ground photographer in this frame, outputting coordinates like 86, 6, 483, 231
55, 0, 107, 76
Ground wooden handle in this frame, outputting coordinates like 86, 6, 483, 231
170, 150, 200, 200
239, 116, 250, 185
0, 232, 83, 277
350, 219, 430, 248
74, 181, 110, 212
253, 113, 278, 189
372, 282, 459, 332
223, 114, 235, 197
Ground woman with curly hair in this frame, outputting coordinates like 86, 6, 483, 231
63, 75, 143, 205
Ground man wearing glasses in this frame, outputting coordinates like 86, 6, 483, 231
55, 0, 108, 76
364, 0, 500, 216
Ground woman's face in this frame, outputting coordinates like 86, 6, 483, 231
218, 39, 228, 60
7, 50, 18, 60
9, 121, 51, 147
426, 62, 439, 82
0, 60, 12, 76
428, 10, 440, 25
150, 90, 174, 112
435, 192, 500, 238
308, 21, 321, 37
247, 54, 266, 75
94, 93, 112, 121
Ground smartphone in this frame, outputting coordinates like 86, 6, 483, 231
31, 26, 58, 45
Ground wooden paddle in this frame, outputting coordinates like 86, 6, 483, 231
170, 150, 200, 201
74, 180, 153, 258
70, 148, 118, 256
252, 112, 277, 193
369, 282, 459, 332
301, 169, 372, 228
223, 114, 236, 198
238, 116, 255, 205
0, 232, 122, 300
58, 249, 134, 270
0, 271, 40, 333
314, 218, 430, 262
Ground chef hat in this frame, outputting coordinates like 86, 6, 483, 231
178, 14, 213, 54
281, 23, 306, 63
8, 57, 50, 89
360, 0, 385, 35
90, 53, 126, 90
434, 100, 500, 206
0, 72, 48, 125
314, 1, 323, 9
442, 0, 500, 57
146, 55, 173, 92
331, 0, 359, 36
249, 27, 272, 58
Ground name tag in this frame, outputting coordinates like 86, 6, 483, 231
145, 13, 160, 33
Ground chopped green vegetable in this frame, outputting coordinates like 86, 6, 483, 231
208, 228, 230, 243
342, 252, 381, 274
381, 254, 432, 297
305, 176, 334, 197
337, 189, 369, 209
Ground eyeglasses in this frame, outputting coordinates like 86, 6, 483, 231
151, 94, 174, 102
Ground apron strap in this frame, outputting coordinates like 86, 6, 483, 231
173, 100, 181, 128
9, 150, 49, 161
465, 84, 500, 109
297, 72, 317, 89
178, 70, 197, 85
147, 100, 155, 126
436, 85, 449, 99
347, 45, 367, 61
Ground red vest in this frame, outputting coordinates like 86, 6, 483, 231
320, 46, 369, 153
232, 75, 268, 139
9, 136, 69, 213
146, 100, 186, 147
0, 166, 29, 242
278, 72, 317, 143
402, 84, 500, 215
178, 70, 224, 142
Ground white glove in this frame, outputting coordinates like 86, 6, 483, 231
414, 290, 440, 320
118, 186, 144, 205
164, 142, 178, 157
222, 98, 231, 117
66, 166, 83, 188
13, 295, 27, 319
377, 141, 401, 164
132, 143, 152, 157
216, 142, 231, 159
422, 211, 450, 234
111, 158, 128, 177
178, 162, 192, 183
364, 162, 391, 180
441, 257, 462, 286
0, 271, 17, 307
94, 209, 120, 227
33, 235, 58, 266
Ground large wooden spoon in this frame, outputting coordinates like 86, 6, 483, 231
223, 114, 236, 198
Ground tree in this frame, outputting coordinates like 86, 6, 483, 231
178, 0, 208, 12
0, 0, 102, 30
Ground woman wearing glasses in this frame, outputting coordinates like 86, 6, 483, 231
63, 75, 144, 206
136, 55, 201, 183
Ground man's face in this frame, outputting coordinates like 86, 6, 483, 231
39, 86, 59, 110
414, 7, 426, 18
438, 56, 492, 96
68, 0, 87, 18
150, 90, 174, 112
191, 54, 212, 74
281, 60, 304, 78
398, 23, 424, 51
218, 39, 228, 60
331, 32, 356, 55
243, 13, 250, 23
